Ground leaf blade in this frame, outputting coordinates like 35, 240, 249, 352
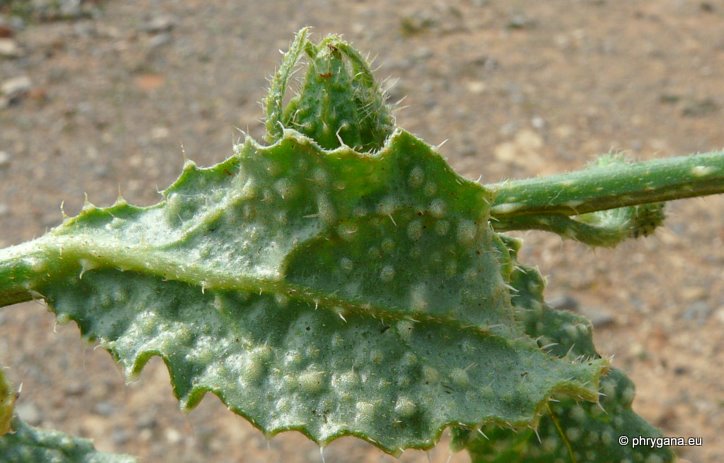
1, 130, 606, 454
452, 244, 674, 462
0, 417, 136, 463
44, 267, 604, 453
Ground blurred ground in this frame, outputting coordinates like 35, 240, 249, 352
0, 1, 722, 462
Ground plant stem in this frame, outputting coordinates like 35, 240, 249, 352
0, 240, 50, 308
1, 152, 722, 307
488, 151, 724, 219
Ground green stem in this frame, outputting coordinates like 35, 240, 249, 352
0, 240, 49, 307
2, 152, 722, 306
491, 214, 633, 247
488, 151, 724, 219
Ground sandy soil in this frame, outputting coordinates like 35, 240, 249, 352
0, 1, 721, 462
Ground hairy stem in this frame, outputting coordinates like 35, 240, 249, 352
490, 214, 635, 246
488, 151, 723, 219
0, 240, 57, 307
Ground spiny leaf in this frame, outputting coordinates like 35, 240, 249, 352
0, 417, 135, 463
0, 128, 606, 454
451, 241, 674, 462
453, 366, 674, 463
0, 370, 134, 462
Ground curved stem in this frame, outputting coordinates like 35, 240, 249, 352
491, 214, 632, 247
0, 240, 49, 307
488, 151, 724, 219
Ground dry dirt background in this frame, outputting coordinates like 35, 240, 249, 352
0, 1, 722, 462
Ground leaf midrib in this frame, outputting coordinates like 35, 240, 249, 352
29, 234, 517, 339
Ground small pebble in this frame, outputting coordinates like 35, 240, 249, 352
58, 0, 84, 19
16, 402, 41, 425
673, 366, 688, 376
94, 401, 115, 416
136, 412, 158, 429
0, 38, 22, 58
507, 13, 534, 30
0, 21, 15, 38
63, 382, 86, 396
148, 32, 172, 49
1, 76, 32, 101
681, 98, 718, 118
681, 301, 712, 324
165, 428, 182, 444
112, 428, 131, 445
143, 15, 176, 34
139, 428, 152, 441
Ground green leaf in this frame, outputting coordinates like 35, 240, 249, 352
0, 27, 718, 462
0, 129, 606, 455
0, 417, 135, 463
451, 241, 674, 462
0, 370, 134, 462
